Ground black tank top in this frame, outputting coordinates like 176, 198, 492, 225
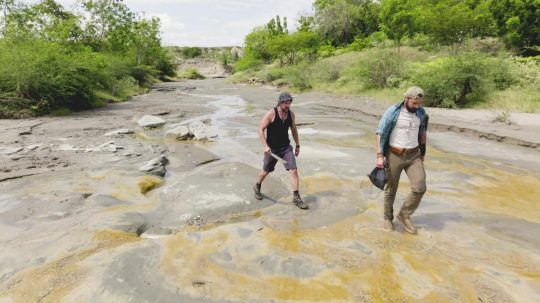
266, 107, 292, 149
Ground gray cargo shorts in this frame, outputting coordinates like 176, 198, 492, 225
263, 145, 297, 172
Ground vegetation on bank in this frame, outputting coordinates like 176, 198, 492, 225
167, 46, 240, 73
0, 0, 175, 118
231, 0, 540, 112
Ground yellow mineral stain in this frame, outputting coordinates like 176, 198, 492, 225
467, 172, 540, 222
133, 131, 156, 141
303, 173, 362, 195
159, 180, 539, 303
111, 183, 142, 201
200, 263, 352, 301
246, 103, 254, 114
88, 171, 111, 180
0, 230, 139, 303
138, 175, 164, 194
227, 209, 263, 223
422, 146, 540, 222
263, 219, 303, 252
266, 275, 351, 301
162, 226, 356, 301
364, 252, 403, 303
75, 186, 93, 193
105, 202, 157, 213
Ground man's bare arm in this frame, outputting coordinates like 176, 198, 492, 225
290, 111, 300, 147
258, 110, 273, 153
376, 134, 384, 168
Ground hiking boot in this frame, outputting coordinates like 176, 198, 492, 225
384, 219, 394, 231
397, 212, 417, 234
293, 195, 308, 210
253, 183, 263, 200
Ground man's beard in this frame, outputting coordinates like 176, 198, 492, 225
405, 102, 418, 113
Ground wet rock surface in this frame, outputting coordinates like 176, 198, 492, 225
0, 79, 539, 302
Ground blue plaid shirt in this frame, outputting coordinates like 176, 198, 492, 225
376, 102, 428, 155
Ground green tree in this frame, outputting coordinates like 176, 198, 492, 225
297, 15, 315, 32
4, 0, 82, 42
0, 0, 17, 35
421, 0, 495, 53
489, 0, 540, 56
81, 0, 135, 53
379, 0, 417, 51
181, 47, 202, 58
267, 31, 319, 65
266, 15, 288, 36
314, 0, 379, 46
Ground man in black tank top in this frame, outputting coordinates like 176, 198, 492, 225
253, 92, 308, 209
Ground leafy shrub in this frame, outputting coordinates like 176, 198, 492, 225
348, 49, 403, 89
309, 61, 341, 83
155, 53, 177, 80
131, 65, 158, 87
110, 76, 139, 99
257, 67, 284, 83
318, 45, 336, 58
410, 53, 524, 108
486, 57, 519, 89
181, 47, 202, 58
410, 54, 489, 108
281, 64, 312, 90
346, 37, 370, 51
0, 39, 97, 111
235, 56, 264, 71
366, 31, 389, 47
515, 58, 540, 87
182, 68, 206, 79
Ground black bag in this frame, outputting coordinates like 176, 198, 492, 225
368, 167, 386, 190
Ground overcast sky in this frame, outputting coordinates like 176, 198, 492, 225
52, 0, 314, 47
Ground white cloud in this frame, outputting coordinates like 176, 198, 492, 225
43, 0, 314, 47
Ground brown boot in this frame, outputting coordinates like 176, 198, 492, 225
384, 219, 394, 231
253, 183, 263, 200
293, 195, 308, 209
397, 212, 417, 234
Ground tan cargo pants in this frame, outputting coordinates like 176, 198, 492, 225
384, 150, 426, 220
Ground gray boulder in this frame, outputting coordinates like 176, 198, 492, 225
164, 126, 191, 140
138, 115, 166, 128
139, 155, 169, 177
189, 120, 218, 141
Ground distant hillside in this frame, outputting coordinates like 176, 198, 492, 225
166, 46, 242, 78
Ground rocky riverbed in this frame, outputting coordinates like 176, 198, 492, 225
1, 79, 539, 302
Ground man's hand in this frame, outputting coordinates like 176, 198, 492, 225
264, 146, 271, 155
376, 156, 384, 168
295, 146, 300, 157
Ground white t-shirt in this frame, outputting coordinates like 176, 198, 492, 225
389, 106, 420, 149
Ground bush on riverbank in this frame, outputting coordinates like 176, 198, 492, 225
180, 68, 206, 80
231, 0, 539, 112
231, 43, 539, 112
0, 0, 175, 118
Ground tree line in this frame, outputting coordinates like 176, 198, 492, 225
240, 0, 538, 70
235, 0, 539, 109
0, 0, 175, 118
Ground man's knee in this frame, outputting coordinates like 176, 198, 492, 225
412, 183, 427, 193
290, 169, 298, 176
